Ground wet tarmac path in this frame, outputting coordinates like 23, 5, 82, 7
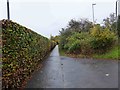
25, 45, 118, 88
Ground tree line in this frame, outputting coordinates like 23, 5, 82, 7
58, 13, 118, 56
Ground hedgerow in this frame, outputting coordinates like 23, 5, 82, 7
1, 19, 56, 88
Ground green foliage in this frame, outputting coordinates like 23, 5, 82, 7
68, 40, 81, 53
103, 13, 117, 33
90, 27, 117, 53
59, 19, 117, 55
50, 35, 60, 44
63, 32, 92, 54
59, 28, 73, 49
93, 46, 119, 60
2, 19, 56, 88
68, 19, 93, 32
58, 13, 118, 59
59, 19, 93, 49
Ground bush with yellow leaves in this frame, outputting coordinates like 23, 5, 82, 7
90, 25, 117, 53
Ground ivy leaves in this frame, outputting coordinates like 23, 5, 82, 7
2, 20, 56, 88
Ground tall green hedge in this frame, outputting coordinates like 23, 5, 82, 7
1, 19, 56, 88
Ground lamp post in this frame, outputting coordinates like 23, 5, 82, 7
116, 1, 117, 18
116, 0, 119, 36
7, 0, 10, 20
92, 3, 96, 24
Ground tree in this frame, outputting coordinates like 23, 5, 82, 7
103, 13, 117, 32
67, 19, 93, 32
59, 19, 93, 49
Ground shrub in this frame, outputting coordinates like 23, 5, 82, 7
59, 17, 117, 56
68, 40, 81, 53
59, 28, 73, 49
79, 38, 92, 55
62, 26, 117, 55
64, 32, 91, 54
90, 27, 117, 53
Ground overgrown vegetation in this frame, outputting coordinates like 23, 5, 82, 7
59, 13, 118, 59
1, 19, 56, 88
50, 35, 60, 45
93, 46, 119, 60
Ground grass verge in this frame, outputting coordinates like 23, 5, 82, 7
59, 45, 119, 60
93, 46, 119, 60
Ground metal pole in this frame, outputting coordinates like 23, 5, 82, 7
116, 1, 117, 18
116, 1, 119, 35
92, 4, 96, 24
7, 0, 10, 20
92, 4, 94, 24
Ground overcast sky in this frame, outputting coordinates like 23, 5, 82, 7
0, 0, 119, 38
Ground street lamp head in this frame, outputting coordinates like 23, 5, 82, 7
116, 0, 119, 2
92, 3, 96, 5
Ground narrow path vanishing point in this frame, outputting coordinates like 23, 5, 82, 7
26, 45, 118, 88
